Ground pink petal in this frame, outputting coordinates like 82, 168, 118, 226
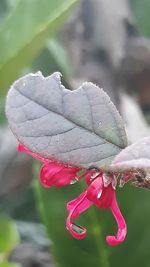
67, 191, 92, 218
87, 176, 115, 209
19, 144, 83, 188
96, 184, 114, 208
87, 176, 103, 196
85, 169, 102, 185
106, 194, 127, 246
18, 143, 49, 162
51, 171, 77, 187
66, 191, 92, 240
40, 163, 82, 188
40, 163, 64, 188
86, 176, 105, 206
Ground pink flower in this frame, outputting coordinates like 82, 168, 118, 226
18, 144, 84, 188
66, 172, 127, 245
18, 144, 127, 246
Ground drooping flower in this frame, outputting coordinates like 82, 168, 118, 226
18, 144, 85, 188
66, 172, 127, 245
18, 143, 127, 246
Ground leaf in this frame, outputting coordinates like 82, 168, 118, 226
109, 184, 150, 267
31, 39, 72, 84
0, 0, 9, 23
6, 72, 127, 168
111, 137, 150, 189
47, 39, 73, 81
0, 263, 20, 267
131, 0, 150, 37
0, 98, 5, 124
0, 0, 78, 96
112, 136, 150, 171
0, 217, 19, 253
35, 179, 110, 267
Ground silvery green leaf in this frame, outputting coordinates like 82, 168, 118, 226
112, 136, 150, 172
6, 72, 127, 168
111, 137, 150, 189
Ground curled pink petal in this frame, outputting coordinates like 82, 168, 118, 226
86, 173, 127, 246
67, 192, 92, 219
106, 194, 127, 246
66, 191, 92, 240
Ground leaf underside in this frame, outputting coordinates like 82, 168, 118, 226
6, 72, 127, 168
112, 136, 150, 172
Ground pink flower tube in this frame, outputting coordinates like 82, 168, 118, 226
66, 174, 127, 245
18, 144, 84, 187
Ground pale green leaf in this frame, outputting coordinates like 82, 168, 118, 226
0, 217, 19, 253
131, 0, 150, 37
0, 0, 78, 95
0, 263, 20, 267
6, 72, 127, 168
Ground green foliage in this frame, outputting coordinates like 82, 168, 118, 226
0, 218, 20, 267
0, 217, 19, 253
47, 39, 73, 81
131, 0, 150, 37
0, 0, 9, 22
32, 39, 72, 84
0, 262, 20, 267
36, 177, 150, 267
36, 180, 110, 267
0, 0, 78, 96
110, 185, 150, 267
0, 98, 6, 124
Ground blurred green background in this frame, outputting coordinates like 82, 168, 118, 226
1, 0, 150, 267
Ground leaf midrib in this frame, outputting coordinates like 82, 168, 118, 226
13, 87, 123, 150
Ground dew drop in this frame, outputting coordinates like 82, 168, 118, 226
70, 177, 78, 185
71, 223, 84, 234
97, 190, 102, 199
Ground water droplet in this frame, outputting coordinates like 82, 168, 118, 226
70, 177, 78, 185
71, 223, 84, 234
97, 190, 102, 199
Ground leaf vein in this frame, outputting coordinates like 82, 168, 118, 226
14, 88, 123, 149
